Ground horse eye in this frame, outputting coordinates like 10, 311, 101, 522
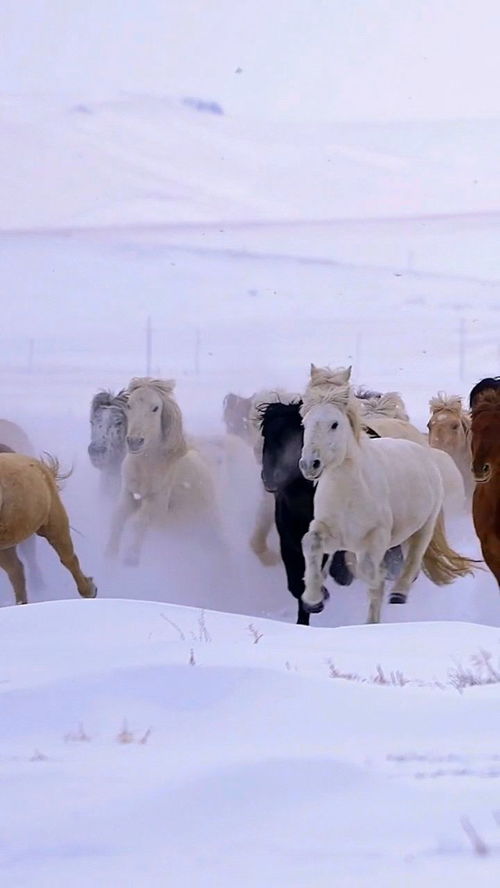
451, 424, 459, 430
152, 406, 159, 413
331, 421, 338, 430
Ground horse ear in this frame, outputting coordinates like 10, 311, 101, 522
345, 365, 352, 381
310, 363, 319, 378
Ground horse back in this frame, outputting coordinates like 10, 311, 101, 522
0, 454, 53, 544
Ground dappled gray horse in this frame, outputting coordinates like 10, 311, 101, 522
88, 390, 128, 496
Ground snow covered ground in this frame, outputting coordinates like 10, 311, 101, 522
2, 598, 500, 887
2, 2, 500, 883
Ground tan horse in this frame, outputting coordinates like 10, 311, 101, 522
107, 378, 219, 565
0, 453, 97, 604
427, 393, 473, 499
0, 421, 45, 589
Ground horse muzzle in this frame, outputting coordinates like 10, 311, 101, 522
127, 436, 145, 454
88, 444, 109, 468
299, 456, 322, 481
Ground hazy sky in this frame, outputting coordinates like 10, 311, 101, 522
2, 0, 500, 121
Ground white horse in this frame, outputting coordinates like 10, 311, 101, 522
299, 365, 476, 623
106, 378, 219, 565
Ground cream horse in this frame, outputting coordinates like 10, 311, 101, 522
299, 365, 476, 623
358, 387, 465, 515
427, 392, 473, 500
106, 378, 218, 565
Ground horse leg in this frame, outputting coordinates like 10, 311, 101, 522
123, 499, 155, 566
38, 500, 97, 599
302, 520, 332, 613
19, 534, 45, 590
0, 547, 27, 605
250, 489, 280, 566
105, 491, 137, 559
389, 513, 437, 604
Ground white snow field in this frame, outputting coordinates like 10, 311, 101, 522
2, 1, 500, 884
2, 598, 500, 888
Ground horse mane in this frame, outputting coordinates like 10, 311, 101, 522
355, 386, 383, 401
469, 376, 500, 409
247, 389, 301, 458
358, 391, 410, 422
91, 389, 128, 414
428, 391, 470, 430
301, 364, 363, 441
471, 387, 500, 417
257, 398, 303, 434
127, 377, 186, 455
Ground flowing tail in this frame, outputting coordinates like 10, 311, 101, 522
39, 452, 73, 490
422, 510, 480, 585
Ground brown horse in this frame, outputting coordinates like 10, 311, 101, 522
0, 452, 97, 605
470, 387, 500, 586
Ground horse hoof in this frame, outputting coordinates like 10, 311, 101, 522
389, 592, 407, 604
82, 579, 97, 599
321, 585, 330, 601
256, 549, 280, 567
301, 597, 325, 614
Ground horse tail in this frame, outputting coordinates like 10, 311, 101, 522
39, 453, 73, 491
422, 509, 479, 585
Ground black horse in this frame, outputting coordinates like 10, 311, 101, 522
260, 401, 353, 625
260, 400, 404, 625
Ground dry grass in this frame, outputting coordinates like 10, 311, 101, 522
449, 650, 500, 691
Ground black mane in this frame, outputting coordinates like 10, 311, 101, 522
469, 377, 500, 410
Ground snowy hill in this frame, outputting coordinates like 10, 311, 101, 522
2, 94, 500, 229
2, 598, 500, 887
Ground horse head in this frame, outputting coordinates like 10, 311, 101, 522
259, 400, 304, 492
470, 390, 500, 483
469, 376, 500, 410
300, 365, 362, 480
126, 378, 186, 456
88, 390, 128, 469
222, 393, 253, 440
427, 393, 470, 455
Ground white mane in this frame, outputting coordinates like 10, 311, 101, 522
358, 391, 410, 422
429, 392, 468, 421
301, 364, 363, 440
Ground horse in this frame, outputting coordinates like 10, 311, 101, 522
356, 388, 410, 422
469, 376, 500, 409
0, 444, 45, 592
106, 377, 219, 565
357, 390, 466, 514
427, 392, 473, 499
222, 388, 296, 567
259, 399, 356, 625
0, 452, 97, 604
298, 365, 476, 623
222, 393, 254, 443
0, 422, 46, 590
88, 389, 129, 496
470, 387, 500, 586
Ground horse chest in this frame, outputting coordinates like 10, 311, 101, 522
314, 469, 380, 545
